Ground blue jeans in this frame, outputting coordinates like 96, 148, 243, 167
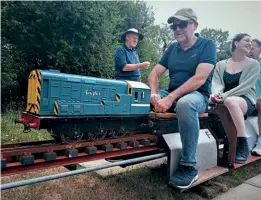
159, 90, 208, 166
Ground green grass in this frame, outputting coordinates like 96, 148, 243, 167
1, 160, 261, 200
1, 109, 52, 144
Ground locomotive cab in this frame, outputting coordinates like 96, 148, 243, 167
126, 80, 151, 115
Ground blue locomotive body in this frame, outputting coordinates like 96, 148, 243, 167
26, 70, 151, 116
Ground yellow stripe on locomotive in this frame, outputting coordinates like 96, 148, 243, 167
54, 101, 59, 115
26, 70, 42, 114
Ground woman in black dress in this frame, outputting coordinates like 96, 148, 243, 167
211, 33, 260, 164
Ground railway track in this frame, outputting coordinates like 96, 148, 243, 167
1, 134, 164, 177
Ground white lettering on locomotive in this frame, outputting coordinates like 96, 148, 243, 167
84, 90, 100, 96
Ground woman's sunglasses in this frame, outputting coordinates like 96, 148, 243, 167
170, 20, 194, 31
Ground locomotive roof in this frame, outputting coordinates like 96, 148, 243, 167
126, 80, 150, 89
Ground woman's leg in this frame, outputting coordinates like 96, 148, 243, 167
223, 96, 249, 163
223, 96, 248, 137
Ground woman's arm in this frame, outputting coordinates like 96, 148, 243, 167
211, 61, 225, 95
221, 60, 260, 99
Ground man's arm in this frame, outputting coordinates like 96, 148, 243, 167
148, 64, 167, 106
148, 43, 176, 106
115, 47, 150, 72
154, 63, 214, 113
148, 64, 167, 94
148, 43, 175, 94
122, 62, 150, 71
168, 63, 214, 101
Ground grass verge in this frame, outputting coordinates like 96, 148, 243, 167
1, 109, 52, 144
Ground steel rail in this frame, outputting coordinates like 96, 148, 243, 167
1, 152, 167, 190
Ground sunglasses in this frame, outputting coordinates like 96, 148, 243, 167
170, 20, 194, 31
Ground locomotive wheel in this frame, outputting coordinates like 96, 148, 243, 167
110, 130, 126, 139
60, 128, 84, 144
126, 131, 134, 136
47, 129, 62, 143
87, 129, 106, 141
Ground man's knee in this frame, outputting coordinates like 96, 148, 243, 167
176, 92, 205, 112
176, 95, 194, 113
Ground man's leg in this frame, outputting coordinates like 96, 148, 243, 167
169, 91, 207, 188
252, 97, 261, 156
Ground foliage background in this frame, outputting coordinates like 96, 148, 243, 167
1, 1, 232, 111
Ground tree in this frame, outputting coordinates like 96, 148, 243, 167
1, 39, 25, 108
1, 1, 158, 107
200, 28, 232, 61
116, 1, 155, 34
1, 1, 122, 76
138, 23, 172, 88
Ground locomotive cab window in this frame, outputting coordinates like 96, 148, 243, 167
141, 92, 145, 100
128, 88, 132, 95
135, 92, 138, 100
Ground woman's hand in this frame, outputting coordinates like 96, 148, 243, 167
210, 94, 223, 103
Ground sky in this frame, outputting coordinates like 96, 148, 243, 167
146, 1, 261, 39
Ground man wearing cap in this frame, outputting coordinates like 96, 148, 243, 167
148, 8, 216, 188
114, 28, 150, 82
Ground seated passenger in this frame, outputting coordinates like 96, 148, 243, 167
114, 28, 150, 82
247, 38, 261, 156
148, 8, 216, 188
211, 33, 260, 163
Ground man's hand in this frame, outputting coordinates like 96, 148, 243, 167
140, 61, 150, 69
210, 94, 223, 103
155, 96, 174, 113
150, 93, 161, 107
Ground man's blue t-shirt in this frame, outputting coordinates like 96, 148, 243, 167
256, 59, 261, 97
159, 36, 217, 97
114, 45, 141, 81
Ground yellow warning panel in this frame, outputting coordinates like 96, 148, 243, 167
26, 70, 42, 114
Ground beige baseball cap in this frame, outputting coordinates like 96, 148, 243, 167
167, 8, 198, 24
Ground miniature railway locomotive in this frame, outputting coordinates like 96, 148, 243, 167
17, 69, 162, 143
